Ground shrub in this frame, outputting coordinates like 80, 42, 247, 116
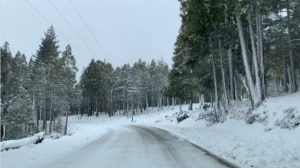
198, 109, 219, 126
244, 110, 268, 125
275, 107, 300, 130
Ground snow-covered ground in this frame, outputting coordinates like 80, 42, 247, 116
1, 118, 108, 168
100, 92, 300, 168
1, 92, 300, 168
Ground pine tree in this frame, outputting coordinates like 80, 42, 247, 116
35, 25, 60, 133
61, 45, 78, 135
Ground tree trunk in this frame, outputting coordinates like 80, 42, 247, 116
287, 65, 292, 91
273, 74, 278, 94
210, 93, 213, 108
49, 93, 53, 135
179, 99, 182, 112
131, 93, 134, 115
210, 35, 220, 114
39, 103, 41, 132
151, 94, 154, 109
286, 0, 296, 92
123, 97, 126, 115
45, 63, 50, 134
33, 92, 37, 127
131, 94, 134, 122
160, 97, 163, 110
96, 95, 98, 117
146, 92, 149, 113
256, 5, 266, 99
167, 97, 169, 109
64, 109, 69, 135
297, 69, 300, 90
189, 90, 193, 110
234, 77, 238, 100
199, 94, 204, 110
2, 124, 6, 140
119, 103, 121, 115
225, 4, 235, 101
236, 13, 261, 107
88, 102, 90, 116
171, 97, 174, 110
43, 99, 47, 133
157, 98, 160, 111
248, 7, 262, 103
89, 87, 93, 116
219, 36, 229, 105
109, 88, 112, 117
137, 95, 140, 114
283, 63, 288, 92
126, 100, 129, 117
199, 94, 202, 109
228, 48, 235, 100
37, 102, 39, 129
51, 121, 54, 134
53, 119, 56, 132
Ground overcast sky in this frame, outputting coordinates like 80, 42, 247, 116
1, 0, 181, 81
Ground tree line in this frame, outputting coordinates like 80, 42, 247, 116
79, 58, 170, 118
167, 0, 300, 122
1, 26, 81, 140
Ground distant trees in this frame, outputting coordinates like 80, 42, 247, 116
79, 58, 170, 118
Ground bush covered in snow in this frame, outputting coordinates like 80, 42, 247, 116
198, 109, 219, 126
227, 100, 252, 120
244, 112, 268, 125
274, 107, 300, 129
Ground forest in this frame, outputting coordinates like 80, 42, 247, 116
166, 0, 300, 123
1, 0, 300, 141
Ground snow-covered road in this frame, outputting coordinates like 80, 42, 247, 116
32, 125, 238, 168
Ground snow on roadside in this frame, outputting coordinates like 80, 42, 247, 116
100, 92, 300, 168
1, 92, 299, 168
1, 132, 44, 151
0, 116, 108, 168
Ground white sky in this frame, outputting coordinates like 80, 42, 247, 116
1, 0, 181, 81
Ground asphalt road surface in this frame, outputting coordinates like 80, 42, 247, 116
37, 125, 238, 168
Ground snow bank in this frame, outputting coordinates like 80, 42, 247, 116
1, 132, 44, 151
1, 117, 108, 168
97, 92, 300, 168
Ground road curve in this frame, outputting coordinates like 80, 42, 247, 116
37, 125, 238, 168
